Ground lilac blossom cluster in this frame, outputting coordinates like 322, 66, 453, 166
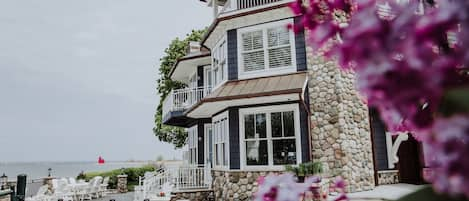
286, 0, 469, 198
254, 174, 348, 201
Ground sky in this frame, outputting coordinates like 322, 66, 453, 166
0, 0, 212, 162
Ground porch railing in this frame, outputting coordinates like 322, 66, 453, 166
134, 165, 211, 201
221, 0, 285, 13
162, 86, 212, 118
173, 166, 211, 191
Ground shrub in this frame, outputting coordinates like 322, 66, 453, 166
77, 165, 156, 191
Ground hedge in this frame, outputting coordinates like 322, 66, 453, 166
77, 165, 156, 191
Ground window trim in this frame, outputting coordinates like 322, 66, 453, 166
211, 36, 228, 90
212, 111, 230, 170
203, 65, 212, 88
239, 104, 302, 171
237, 19, 297, 80
188, 125, 198, 165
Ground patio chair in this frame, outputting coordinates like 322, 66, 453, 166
28, 185, 55, 201
76, 177, 95, 201
98, 176, 109, 197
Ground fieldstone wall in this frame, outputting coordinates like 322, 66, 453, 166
170, 189, 213, 201
306, 46, 375, 192
377, 171, 399, 185
0, 194, 9, 201
211, 170, 281, 201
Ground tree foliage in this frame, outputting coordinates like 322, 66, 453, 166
153, 29, 206, 148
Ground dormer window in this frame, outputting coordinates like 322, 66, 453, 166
238, 19, 296, 79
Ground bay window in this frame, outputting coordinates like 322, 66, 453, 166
213, 111, 229, 168
240, 104, 301, 169
238, 19, 296, 79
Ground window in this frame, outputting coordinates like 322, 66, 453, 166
213, 112, 229, 168
188, 125, 198, 165
204, 65, 212, 87
238, 19, 296, 79
240, 104, 301, 169
188, 72, 198, 88
212, 37, 227, 88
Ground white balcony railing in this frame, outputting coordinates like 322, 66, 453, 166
134, 165, 212, 200
162, 86, 212, 118
221, 0, 283, 13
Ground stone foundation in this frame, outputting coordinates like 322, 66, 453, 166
377, 170, 399, 185
306, 46, 375, 192
211, 170, 282, 201
0, 191, 10, 201
170, 189, 213, 201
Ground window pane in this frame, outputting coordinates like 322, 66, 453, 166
223, 143, 228, 166
246, 140, 268, 166
256, 113, 266, 138
268, 27, 290, 47
242, 31, 263, 51
283, 111, 295, 137
245, 114, 255, 139
273, 139, 297, 165
243, 51, 265, 72
271, 112, 282, 137
268, 46, 292, 68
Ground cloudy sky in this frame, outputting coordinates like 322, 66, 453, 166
0, 0, 212, 162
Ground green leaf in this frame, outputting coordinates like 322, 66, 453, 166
397, 186, 468, 201
439, 87, 469, 117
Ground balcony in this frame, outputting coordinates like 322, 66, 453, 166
162, 86, 212, 127
221, 0, 285, 13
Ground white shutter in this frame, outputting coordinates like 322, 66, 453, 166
242, 30, 265, 72
267, 27, 292, 68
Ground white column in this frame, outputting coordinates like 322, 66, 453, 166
213, 0, 218, 18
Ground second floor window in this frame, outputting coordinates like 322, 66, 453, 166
212, 37, 227, 88
238, 19, 296, 79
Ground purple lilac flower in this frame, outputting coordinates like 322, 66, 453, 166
254, 174, 320, 201
289, 0, 469, 198
420, 115, 469, 198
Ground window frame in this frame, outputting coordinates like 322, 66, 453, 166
237, 19, 297, 80
239, 104, 302, 171
211, 36, 228, 90
188, 125, 198, 165
212, 111, 230, 170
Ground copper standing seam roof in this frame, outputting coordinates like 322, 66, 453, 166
186, 72, 308, 114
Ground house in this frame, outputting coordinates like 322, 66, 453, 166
155, 0, 429, 200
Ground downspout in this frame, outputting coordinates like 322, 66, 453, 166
299, 78, 313, 162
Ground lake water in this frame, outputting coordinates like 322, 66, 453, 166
0, 161, 152, 181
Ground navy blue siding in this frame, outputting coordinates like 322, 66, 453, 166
197, 121, 205, 165
294, 17, 307, 72
370, 108, 390, 170
227, 29, 238, 81
300, 104, 311, 163
229, 108, 240, 169
197, 66, 204, 87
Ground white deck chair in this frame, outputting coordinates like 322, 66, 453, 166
29, 185, 54, 201
77, 177, 95, 201
53, 178, 74, 201
99, 177, 110, 197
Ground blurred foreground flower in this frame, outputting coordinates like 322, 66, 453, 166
289, 0, 469, 198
